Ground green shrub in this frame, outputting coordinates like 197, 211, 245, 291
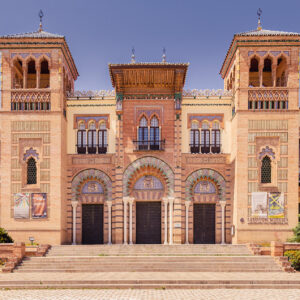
288, 215, 300, 243
0, 228, 13, 243
284, 250, 300, 271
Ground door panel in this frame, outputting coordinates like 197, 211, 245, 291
82, 204, 103, 244
193, 203, 215, 244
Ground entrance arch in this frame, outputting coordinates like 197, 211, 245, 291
123, 157, 174, 244
71, 169, 112, 244
185, 169, 226, 244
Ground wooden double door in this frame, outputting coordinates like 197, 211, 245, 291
193, 203, 216, 244
136, 201, 161, 244
82, 204, 104, 244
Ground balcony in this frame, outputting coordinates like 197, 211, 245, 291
248, 88, 288, 110
133, 140, 165, 151
190, 144, 221, 154
11, 90, 51, 111
76, 145, 108, 154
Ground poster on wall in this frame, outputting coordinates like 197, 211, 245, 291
31, 193, 47, 218
268, 193, 284, 219
251, 192, 268, 218
14, 193, 30, 219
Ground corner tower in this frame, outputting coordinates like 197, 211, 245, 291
221, 23, 300, 243
0, 21, 78, 244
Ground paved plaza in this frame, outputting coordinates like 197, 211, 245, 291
0, 289, 300, 300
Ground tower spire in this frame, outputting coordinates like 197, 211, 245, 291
131, 47, 136, 64
39, 9, 44, 32
257, 8, 262, 31
162, 47, 166, 63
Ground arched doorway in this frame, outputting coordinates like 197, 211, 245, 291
71, 169, 112, 244
185, 169, 226, 244
123, 156, 174, 244
133, 175, 164, 244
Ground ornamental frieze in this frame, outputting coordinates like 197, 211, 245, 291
185, 156, 227, 164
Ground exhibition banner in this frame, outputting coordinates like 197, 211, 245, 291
251, 192, 268, 218
31, 193, 47, 218
268, 193, 284, 219
14, 193, 30, 219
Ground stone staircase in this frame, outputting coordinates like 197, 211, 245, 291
2, 245, 298, 289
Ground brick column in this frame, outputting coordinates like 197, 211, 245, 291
163, 197, 169, 245
185, 200, 190, 244
169, 197, 174, 245
219, 200, 226, 244
106, 200, 112, 245
128, 197, 135, 245
123, 197, 128, 245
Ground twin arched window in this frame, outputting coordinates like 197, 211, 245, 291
190, 121, 220, 154
77, 121, 107, 154
138, 116, 160, 150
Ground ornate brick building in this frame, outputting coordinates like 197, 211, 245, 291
0, 20, 299, 245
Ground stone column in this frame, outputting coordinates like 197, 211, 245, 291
169, 197, 174, 245
272, 63, 277, 87
23, 66, 27, 89
123, 197, 128, 244
162, 197, 168, 245
36, 66, 40, 89
185, 201, 190, 244
106, 201, 112, 245
128, 197, 134, 245
71, 200, 78, 245
259, 62, 263, 87
219, 200, 226, 244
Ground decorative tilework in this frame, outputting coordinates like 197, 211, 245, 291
11, 53, 51, 59
23, 148, 39, 161
82, 181, 104, 194
259, 146, 275, 160
185, 169, 226, 201
134, 176, 163, 190
123, 157, 174, 196
194, 180, 216, 194
72, 169, 112, 201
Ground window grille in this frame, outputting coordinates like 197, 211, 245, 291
261, 156, 271, 183
27, 157, 37, 185
191, 121, 199, 129
202, 122, 209, 129
150, 116, 159, 127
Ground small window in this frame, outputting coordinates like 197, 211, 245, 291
212, 122, 219, 130
202, 122, 209, 129
261, 156, 271, 184
191, 121, 199, 129
262, 57, 273, 87
249, 57, 259, 87
27, 157, 37, 185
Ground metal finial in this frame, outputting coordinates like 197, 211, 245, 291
257, 8, 262, 31
39, 10, 44, 32
162, 47, 166, 63
131, 47, 136, 63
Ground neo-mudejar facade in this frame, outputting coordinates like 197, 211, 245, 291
0, 20, 299, 245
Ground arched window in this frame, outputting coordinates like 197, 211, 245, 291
276, 56, 287, 87
262, 57, 273, 87
87, 122, 97, 154
27, 59, 36, 88
190, 121, 200, 153
13, 59, 23, 89
249, 57, 259, 87
27, 157, 37, 185
77, 122, 86, 154
138, 116, 148, 150
211, 122, 221, 153
40, 59, 50, 88
98, 122, 107, 154
150, 116, 160, 150
261, 156, 271, 183
201, 122, 210, 153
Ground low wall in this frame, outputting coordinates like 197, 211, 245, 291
270, 241, 300, 257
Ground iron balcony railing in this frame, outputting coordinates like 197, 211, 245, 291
189, 144, 221, 154
133, 140, 166, 151
76, 144, 108, 154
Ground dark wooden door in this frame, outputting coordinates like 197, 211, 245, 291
136, 202, 161, 244
82, 204, 103, 244
193, 203, 215, 244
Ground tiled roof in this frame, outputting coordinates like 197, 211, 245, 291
0, 30, 64, 39
236, 29, 300, 36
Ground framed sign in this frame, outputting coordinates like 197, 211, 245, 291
251, 192, 267, 218
14, 193, 30, 219
31, 193, 47, 218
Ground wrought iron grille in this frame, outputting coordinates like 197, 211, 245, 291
261, 156, 271, 183
27, 157, 37, 184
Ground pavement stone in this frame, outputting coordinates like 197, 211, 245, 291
0, 289, 300, 300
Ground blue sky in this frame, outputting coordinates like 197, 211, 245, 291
1, 0, 299, 90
